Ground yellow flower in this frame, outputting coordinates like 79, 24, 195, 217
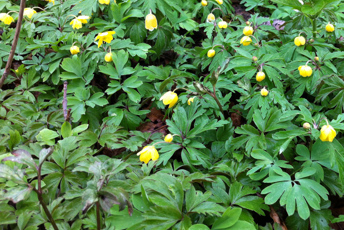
207, 49, 215, 58
46, 0, 55, 4
261, 88, 268, 97
145, 12, 157, 31
95, 31, 116, 48
240, 36, 252, 46
207, 13, 215, 22
201, 0, 208, 6
99, 0, 110, 4
256, 71, 265, 82
303, 123, 311, 130
76, 15, 90, 24
294, 36, 306, 46
298, 65, 312, 77
105, 52, 113, 62
164, 134, 173, 143
137, 146, 159, 164
218, 21, 227, 29
326, 23, 334, 32
243, 26, 253, 36
70, 46, 80, 55
216, 0, 223, 4
70, 19, 82, 29
188, 97, 195, 105
160, 91, 178, 108
319, 124, 336, 142
0, 14, 14, 25
24, 8, 37, 19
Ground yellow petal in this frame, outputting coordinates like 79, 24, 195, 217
145, 13, 158, 31
140, 151, 151, 164
150, 147, 159, 161
168, 94, 178, 108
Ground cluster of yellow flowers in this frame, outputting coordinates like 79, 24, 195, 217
240, 24, 253, 46
137, 132, 176, 164
136, 90, 198, 164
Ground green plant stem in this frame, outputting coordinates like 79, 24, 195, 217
37, 192, 59, 230
312, 18, 317, 39
210, 85, 224, 116
96, 201, 101, 230
34, 164, 59, 230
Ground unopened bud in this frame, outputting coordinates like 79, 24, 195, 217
253, 56, 258, 62
210, 70, 219, 86
314, 56, 319, 61
193, 82, 208, 93
246, 21, 250, 25
309, 39, 314, 43
303, 123, 311, 130
254, 43, 259, 47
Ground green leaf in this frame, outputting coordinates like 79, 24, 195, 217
36, 128, 59, 146
61, 121, 72, 138
61, 55, 82, 78
212, 207, 242, 230
189, 224, 210, 230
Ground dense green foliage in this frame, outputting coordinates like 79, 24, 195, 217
1, 0, 344, 229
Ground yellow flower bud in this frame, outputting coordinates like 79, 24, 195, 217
218, 21, 227, 29
319, 124, 336, 142
164, 134, 173, 143
24, 8, 37, 19
207, 13, 215, 22
246, 21, 250, 25
216, 0, 223, 4
326, 23, 334, 32
70, 46, 80, 55
105, 52, 113, 62
188, 97, 195, 105
303, 123, 311, 130
314, 56, 319, 61
261, 88, 269, 97
145, 12, 158, 31
207, 49, 215, 58
294, 36, 306, 46
160, 91, 178, 108
252, 56, 258, 62
240, 36, 252, 46
243, 26, 253, 36
98, 0, 110, 4
201, 0, 208, 6
298, 65, 312, 77
137, 146, 159, 164
256, 72, 265, 82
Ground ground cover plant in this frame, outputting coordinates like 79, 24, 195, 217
1, 0, 344, 229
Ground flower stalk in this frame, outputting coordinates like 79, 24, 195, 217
0, 0, 26, 89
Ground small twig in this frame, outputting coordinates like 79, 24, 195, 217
62, 81, 69, 121
269, 205, 288, 230
96, 201, 101, 230
207, 85, 224, 116
0, 0, 26, 89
